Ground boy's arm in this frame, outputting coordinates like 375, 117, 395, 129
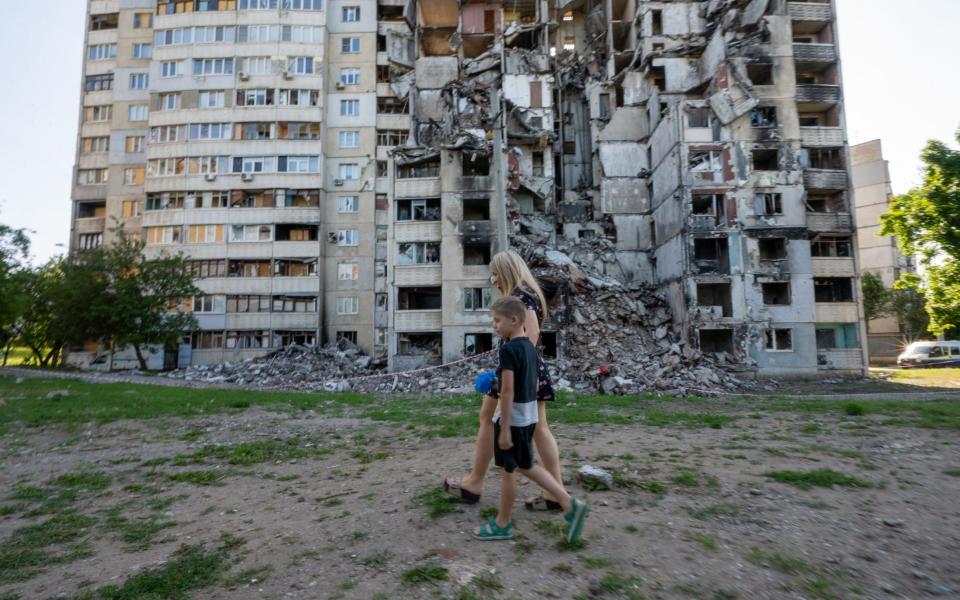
498, 369, 514, 450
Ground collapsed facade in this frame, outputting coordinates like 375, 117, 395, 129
384, 0, 867, 375
70, 0, 867, 376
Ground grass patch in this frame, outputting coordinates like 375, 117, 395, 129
9, 470, 112, 517
554, 537, 587, 552
844, 403, 865, 416
167, 470, 226, 486
745, 547, 810, 574
687, 531, 718, 550
79, 542, 232, 599
0, 512, 97, 584
670, 468, 716, 488
579, 556, 614, 569
223, 564, 273, 589
598, 572, 645, 599
104, 508, 175, 550
360, 550, 391, 569
172, 437, 325, 467
943, 468, 960, 477
401, 564, 448, 586
472, 572, 504, 592
765, 469, 874, 490
414, 487, 461, 519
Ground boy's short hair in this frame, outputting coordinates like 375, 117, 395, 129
491, 296, 526, 323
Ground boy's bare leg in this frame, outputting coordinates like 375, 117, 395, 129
496, 469, 517, 528
459, 394, 498, 494
518, 465, 572, 513
532, 403, 563, 502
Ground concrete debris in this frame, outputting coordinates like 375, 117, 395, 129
578, 465, 614, 490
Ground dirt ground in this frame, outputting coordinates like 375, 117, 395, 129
1, 403, 959, 599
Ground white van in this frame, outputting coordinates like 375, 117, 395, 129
897, 341, 960, 368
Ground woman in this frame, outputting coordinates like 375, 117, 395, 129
444, 250, 565, 510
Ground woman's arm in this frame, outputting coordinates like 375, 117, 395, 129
524, 309, 540, 346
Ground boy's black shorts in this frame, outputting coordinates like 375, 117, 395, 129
493, 422, 537, 473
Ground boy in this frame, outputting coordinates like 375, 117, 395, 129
473, 296, 588, 543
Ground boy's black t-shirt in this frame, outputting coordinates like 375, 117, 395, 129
496, 336, 539, 427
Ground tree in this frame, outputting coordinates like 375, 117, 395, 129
890, 274, 931, 342
880, 131, 960, 337
99, 231, 199, 369
860, 272, 891, 322
0, 223, 32, 364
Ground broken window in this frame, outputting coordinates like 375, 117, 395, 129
274, 331, 316, 347
189, 260, 227, 278
463, 155, 490, 177
754, 193, 783, 215
397, 242, 440, 266
750, 107, 778, 128
396, 198, 441, 221
375, 294, 387, 311
806, 192, 846, 213
747, 63, 774, 85
563, 140, 576, 155
810, 236, 852, 257
230, 224, 272, 242
336, 331, 358, 344
377, 97, 407, 114
801, 147, 844, 170
281, 190, 319, 207
336, 229, 359, 246
90, 13, 118, 30
274, 259, 317, 277
532, 152, 544, 177
696, 283, 732, 317
377, 129, 406, 147
539, 331, 557, 358
699, 329, 734, 354
464, 333, 493, 356
765, 329, 793, 351
336, 296, 359, 315
692, 194, 725, 221
687, 107, 714, 128
651, 9, 663, 35
77, 202, 107, 218
78, 233, 103, 251
752, 148, 779, 171
275, 224, 318, 241
463, 198, 490, 220
397, 333, 441, 356
463, 241, 491, 266
397, 160, 439, 179
814, 278, 854, 302
816, 324, 858, 350
227, 260, 271, 277
762, 282, 791, 305
758, 238, 787, 260
693, 237, 730, 274
397, 287, 441, 310
651, 67, 666, 92
226, 295, 272, 313
689, 151, 723, 179
192, 331, 224, 350
272, 296, 318, 313
464, 287, 492, 311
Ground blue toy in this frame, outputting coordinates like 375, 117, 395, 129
474, 370, 497, 394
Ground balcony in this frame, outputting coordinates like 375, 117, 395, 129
789, 2, 833, 22
817, 348, 863, 371
75, 217, 106, 234
395, 221, 441, 242
461, 176, 492, 193
800, 127, 844, 146
689, 215, 722, 231
803, 169, 847, 190
811, 257, 855, 276
806, 212, 851, 231
815, 302, 859, 323
395, 177, 441, 198
395, 265, 441, 286
377, 113, 411, 130
395, 310, 442, 332
796, 84, 840, 104
793, 43, 837, 63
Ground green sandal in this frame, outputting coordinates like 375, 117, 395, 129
564, 498, 588, 543
473, 517, 514, 541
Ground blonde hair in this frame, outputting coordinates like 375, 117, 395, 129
490, 296, 526, 324
490, 250, 548, 322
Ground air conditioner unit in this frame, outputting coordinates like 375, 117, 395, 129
327, 232, 338, 243
333, 178, 344, 186
282, 70, 293, 80
241, 172, 254, 182
204, 173, 217, 182
238, 71, 250, 81
335, 81, 345, 89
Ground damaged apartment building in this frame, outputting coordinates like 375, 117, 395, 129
383, 0, 866, 375
70, 0, 866, 376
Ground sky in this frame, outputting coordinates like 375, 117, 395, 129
0, 1, 958, 264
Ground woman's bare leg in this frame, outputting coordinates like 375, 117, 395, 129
533, 401, 563, 502
457, 394, 498, 494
